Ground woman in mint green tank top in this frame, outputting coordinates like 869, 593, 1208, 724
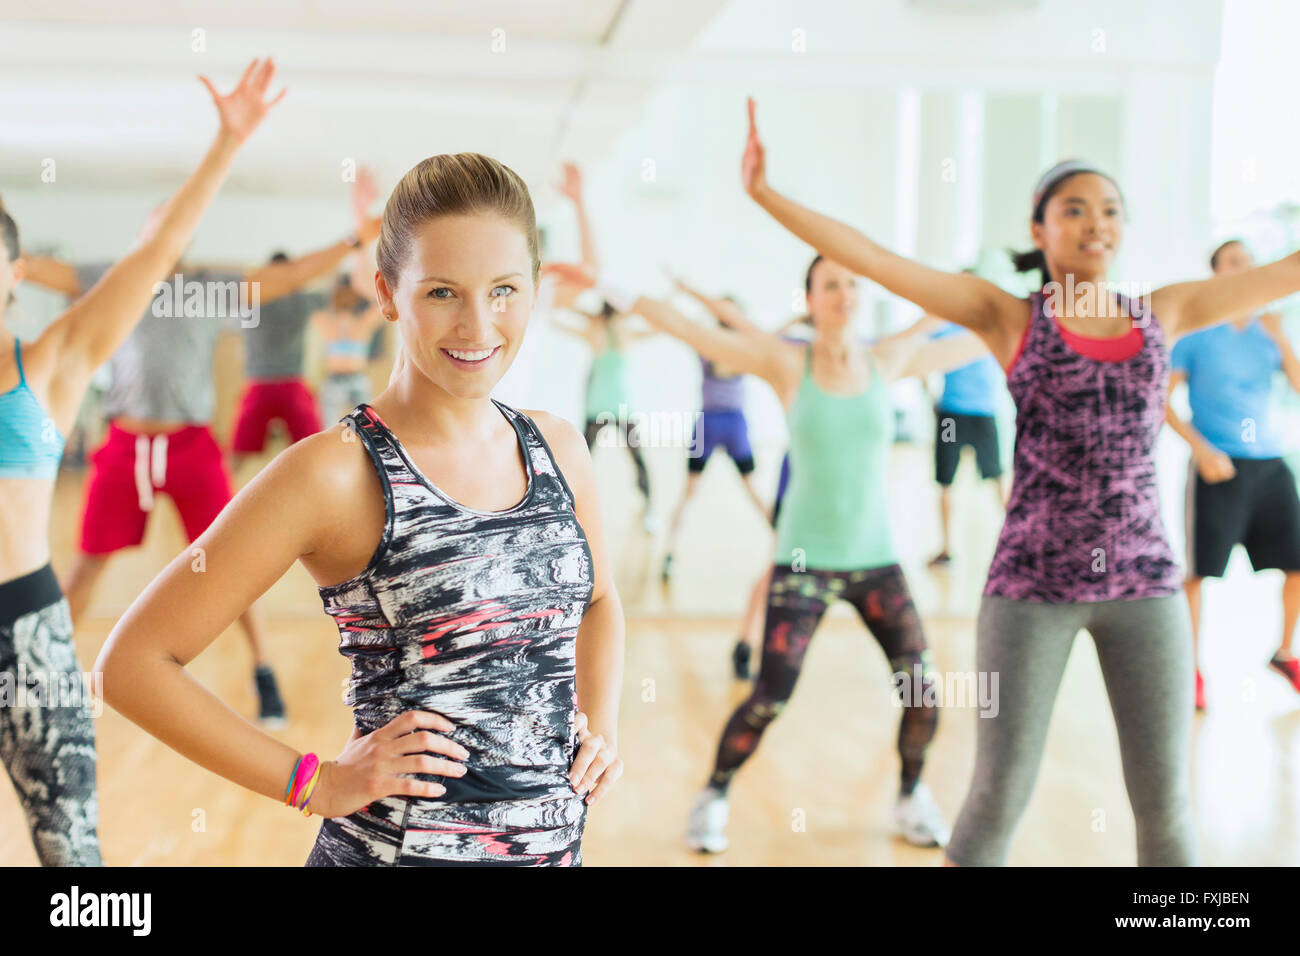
551, 299, 659, 528
552, 253, 990, 853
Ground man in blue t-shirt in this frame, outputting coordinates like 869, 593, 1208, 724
1167, 238, 1300, 712
926, 319, 1006, 566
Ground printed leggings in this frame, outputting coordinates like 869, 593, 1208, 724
708, 564, 938, 795
0, 565, 103, 865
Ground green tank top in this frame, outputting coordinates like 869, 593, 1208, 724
773, 346, 898, 571
585, 323, 630, 419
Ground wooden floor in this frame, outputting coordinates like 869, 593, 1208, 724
3, 439, 1299, 866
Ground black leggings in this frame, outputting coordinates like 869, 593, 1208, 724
583, 418, 650, 503
708, 564, 938, 796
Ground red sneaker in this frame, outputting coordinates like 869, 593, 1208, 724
1268, 655, 1300, 694
1195, 669, 1206, 713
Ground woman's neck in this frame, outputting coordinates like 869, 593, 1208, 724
813, 323, 854, 360
381, 364, 502, 446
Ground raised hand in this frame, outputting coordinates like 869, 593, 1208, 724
352, 166, 380, 230
198, 57, 287, 145
741, 96, 768, 199
557, 162, 584, 204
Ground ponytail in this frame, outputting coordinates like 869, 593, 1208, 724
1009, 247, 1051, 290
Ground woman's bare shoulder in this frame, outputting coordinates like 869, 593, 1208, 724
258, 422, 382, 509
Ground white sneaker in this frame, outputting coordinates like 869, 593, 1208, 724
642, 511, 662, 535
685, 787, 730, 853
894, 782, 950, 848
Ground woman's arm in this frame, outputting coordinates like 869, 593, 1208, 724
34, 59, 283, 433
94, 429, 466, 818
557, 162, 600, 277
245, 218, 381, 305
875, 327, 994, 382
669, 275, 764, 335
873, 313, 946, 349
742, 98, 1026, 351
1151, 251, 1300, 341
541, 263, 794, 392
527, 411, 625, 805
632, 296, 794, 393
17, 254, 82, 297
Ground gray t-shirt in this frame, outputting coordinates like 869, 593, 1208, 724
77, 262, 247, 423
242, 289, 329, 380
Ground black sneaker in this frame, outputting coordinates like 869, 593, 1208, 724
731, 640, 752, 680
255, 665, 287, 729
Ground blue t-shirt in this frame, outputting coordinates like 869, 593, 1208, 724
1170, 318, 1283, 459
930, 321, 1001, 417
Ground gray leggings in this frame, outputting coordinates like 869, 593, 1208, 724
947, 594, 1197, 866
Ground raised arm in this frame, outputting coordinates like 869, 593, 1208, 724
630, 297, 789, 389
94, 429, 465, 819
669, 274, 763, 334
17, 254, 81, 297
245, 216, 381, 304
873, 312, 947, 349
557, 162, 599, 277
1151, 253, 1300, 342
742, 98, 1025, 353
345, 167, 381, 303
874, 326, 993, 383
35, 58, 284, 435
543, 261, 793, 390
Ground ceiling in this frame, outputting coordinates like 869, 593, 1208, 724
0, 1, 730, 199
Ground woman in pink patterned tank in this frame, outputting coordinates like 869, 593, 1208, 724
738, 96, 1300, 866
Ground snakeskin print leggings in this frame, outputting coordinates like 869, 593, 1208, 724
0, 564, 102, 865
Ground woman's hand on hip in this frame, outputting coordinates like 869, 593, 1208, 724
312, 710, 469, 818
568, 710, 623, 807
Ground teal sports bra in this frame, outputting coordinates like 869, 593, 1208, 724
326, 338, 370, 359
0, 337, 67, 480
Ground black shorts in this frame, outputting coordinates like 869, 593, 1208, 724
934, 409, 1001, 486
1185, 456, 1300, 578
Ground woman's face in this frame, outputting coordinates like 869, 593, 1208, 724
1032, 172, 1125, 281
1213, 241, 1254, 275
378, 212, 536, 399
806, 258, 859, 332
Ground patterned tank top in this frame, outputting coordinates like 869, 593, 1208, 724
317, 401, 594, 864
984, 291, 1183, 603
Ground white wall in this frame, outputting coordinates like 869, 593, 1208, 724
5, 0, 1235, 461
